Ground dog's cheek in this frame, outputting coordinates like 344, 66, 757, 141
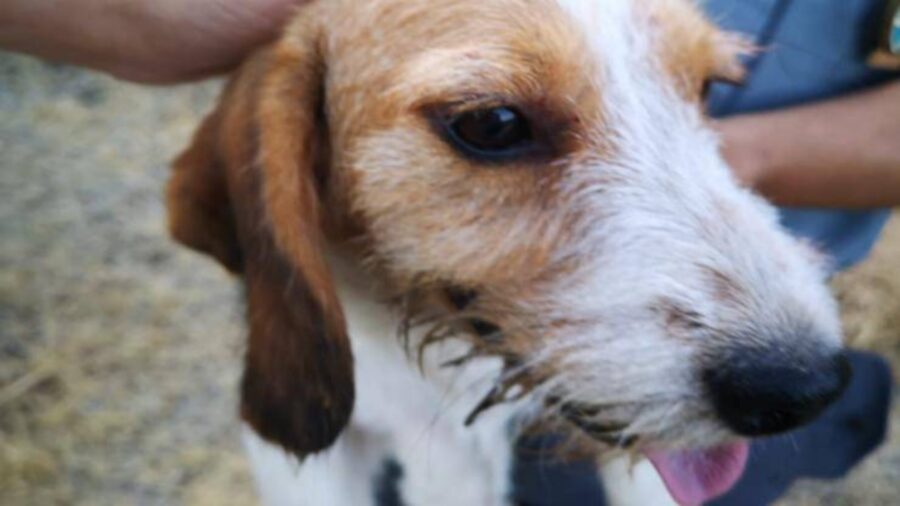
348, 129, 579, 285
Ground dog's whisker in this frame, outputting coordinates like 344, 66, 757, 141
464, 383, 506, 426
461, 356, 554, 428
440, 349, 482, 369
416, 326, 459, 372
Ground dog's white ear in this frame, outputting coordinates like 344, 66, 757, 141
167, 15, 354, 457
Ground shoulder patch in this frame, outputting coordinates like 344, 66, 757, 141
869, 0, 900, 69
890, 3, 899, 54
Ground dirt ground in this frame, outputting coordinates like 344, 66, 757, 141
1, 52, 899, 506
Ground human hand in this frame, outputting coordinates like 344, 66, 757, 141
0, 0, 306, 84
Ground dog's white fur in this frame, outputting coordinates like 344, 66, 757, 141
523, 0, 842, 450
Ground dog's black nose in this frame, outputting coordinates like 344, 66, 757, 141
704, 348, 851, 436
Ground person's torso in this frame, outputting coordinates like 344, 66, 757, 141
705, 0, 899, 271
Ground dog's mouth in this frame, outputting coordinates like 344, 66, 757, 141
562, 403, 749, 506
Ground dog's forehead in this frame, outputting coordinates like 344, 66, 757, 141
317, 0, 732, 96
555, 0, 732, 70
551, 0, 745, 98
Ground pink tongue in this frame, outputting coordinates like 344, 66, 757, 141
646, 442, 749, 506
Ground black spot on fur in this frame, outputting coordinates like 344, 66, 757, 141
374, 458, 406, 506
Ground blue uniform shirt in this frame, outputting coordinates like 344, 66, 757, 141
704, 0, 900, 271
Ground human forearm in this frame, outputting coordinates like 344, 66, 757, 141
719, 81, 900, 208
0, 0, 301, 83
1, 1, 150, 80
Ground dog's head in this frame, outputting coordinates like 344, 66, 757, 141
168, 0, 849, 503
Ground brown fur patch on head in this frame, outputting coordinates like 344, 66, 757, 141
297, 0, 614, 290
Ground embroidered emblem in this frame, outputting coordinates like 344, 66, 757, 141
871, 0, 900, 68
891, 3, 900, 54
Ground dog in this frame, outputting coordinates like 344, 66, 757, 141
167, 0, 851, 504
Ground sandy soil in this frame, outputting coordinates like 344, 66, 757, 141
1, 52, 898, 506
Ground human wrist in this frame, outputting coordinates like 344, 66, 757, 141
716, 115, 776, 192
0, 1, 156, 81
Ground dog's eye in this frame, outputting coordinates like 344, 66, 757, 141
445, 106, 534, 159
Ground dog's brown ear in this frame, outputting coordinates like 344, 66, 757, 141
167, 105, 243, 273
166, 19, 354, 457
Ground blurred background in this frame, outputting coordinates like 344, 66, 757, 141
1, 51, 899, 505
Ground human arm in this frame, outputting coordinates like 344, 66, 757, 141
0, 0, 303, 84
718, 81, 900, 208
